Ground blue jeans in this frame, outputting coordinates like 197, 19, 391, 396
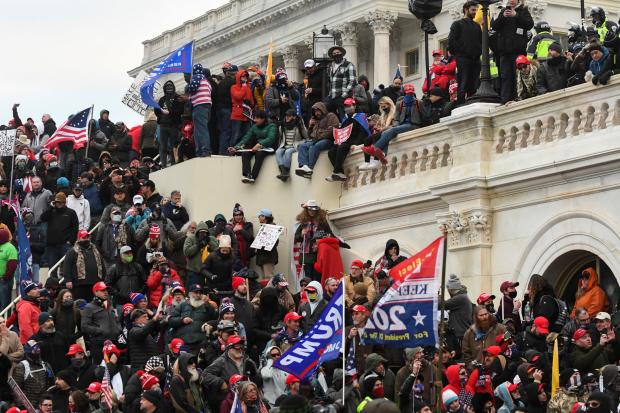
159, 125, 178, 167
193, 104, 212, 156
231, 121, 250, 148
297, 139, 333, 168
46, 243, 72, 278
374, 123, 416, 154
276, 147, 296, 169
218, 108, 232, 155
0, 278, 13, 312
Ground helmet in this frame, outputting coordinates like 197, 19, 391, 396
217, 320, 237, 332
589, 6, 605, 23
515, 55, 530, 66
343, 98, 356, 106
534, 21, 551, 33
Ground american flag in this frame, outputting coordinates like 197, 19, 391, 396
101, 360, 115, 409
345, 338, 357, 378
44, 107, 92, 149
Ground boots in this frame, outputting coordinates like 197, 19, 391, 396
277, 165, 290, 182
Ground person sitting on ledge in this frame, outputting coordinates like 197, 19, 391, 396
228, 110, 277, 184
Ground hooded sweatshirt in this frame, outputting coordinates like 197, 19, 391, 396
170, 352, 204, 413
523, 382, 546, 413
571, 267, 609, 318
589, 46, 611, 76
308, 102, 339, 141
155, 80, 184, 127
230, 70, 254, 121
442, 364, 474, 408
260, 345, 288, 405
494, 382, 521, 413
299, 281, 328, 332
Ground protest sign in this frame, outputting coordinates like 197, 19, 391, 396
250, 224, 283, 251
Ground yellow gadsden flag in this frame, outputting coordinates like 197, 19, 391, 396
474, 7, 491, 29
551, 338, 559, 397
265, 39, 273, 88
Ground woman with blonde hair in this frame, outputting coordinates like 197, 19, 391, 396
238, 381, 269, 413
360, 96, 396, 171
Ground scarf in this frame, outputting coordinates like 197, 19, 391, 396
188, 64, 205, 94
113, 224, 129, 252
74, 244, 103, 280
403, 95, 414, 107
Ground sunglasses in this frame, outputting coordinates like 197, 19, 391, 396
232, 344, 245, 350
270, 352, 281, 358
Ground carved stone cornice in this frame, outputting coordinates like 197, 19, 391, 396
527, 0, 548, 20
336, 22, 358, 45
364, 10, 398, 35
448, 6, 462, 22
437, 208, 493, 250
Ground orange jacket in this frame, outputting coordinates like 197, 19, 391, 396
571, 267, 609, 318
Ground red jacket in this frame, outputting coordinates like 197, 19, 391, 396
441, 364, 475, 409
230, 70, 253, 121
313, 237, 344, 285
422, 59, 457, 92
16, 298, 41, 344
146, 268, 183, 308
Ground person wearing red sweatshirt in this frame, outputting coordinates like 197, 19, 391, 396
230, 70, 254, 149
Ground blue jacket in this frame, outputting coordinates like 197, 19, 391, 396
82, 183, 103, 217
589, 46, 611, 76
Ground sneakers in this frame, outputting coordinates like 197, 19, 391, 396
359, 160, 381, 171
295, 165, 313, 178
241, 175, 255, 184
326, 173, 347, 182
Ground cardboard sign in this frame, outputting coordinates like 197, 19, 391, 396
251, 224, 284, 251
122, 70, 162, 116
333, 123, 353, 145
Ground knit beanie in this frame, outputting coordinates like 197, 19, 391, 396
278, 395, 310, 413
233, 203, 243, 216
145, 356, 164, 372
548, 42, 563, 54
442, 389, 459, 408
139, 371, 160, 390
57, 370, 77, 388
141, 389, 162, 406
446, 274, 462, 290
231, 277, 245, 291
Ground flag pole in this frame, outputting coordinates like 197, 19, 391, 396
8, 139, 16, 203
83, 105, 95, 174
436, 234, 448, 410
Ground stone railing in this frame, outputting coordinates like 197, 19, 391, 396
343, 123, 454, 191
493, 80, 620, 154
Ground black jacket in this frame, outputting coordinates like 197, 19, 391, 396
29, 329, 72, 374
491, 5, 534, 55
155, 81, 185, 128
81, 298, 122, 342
216, 75, 236, 110
203, 250, 234, 292
537, 56, 572, 94
230, 295, 257, 341
58, 360, 97, 391
105, 261, 146, 305
448, 18, 482, 58
63, 243, 104, 286
40, 206, 79, 246
127, 319, 161, 371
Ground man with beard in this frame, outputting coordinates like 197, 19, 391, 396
30, 312, 71, 373
64, 230, 105, 301
561, 307, 593, 346
547, 368, 587, 413
496, 280, 522, 331
345, 260, 376, 306
170, 352, 206, 413
299, 281, 327, 332
536, 43, 573, 94
22, 176, 52, 224
380, 76, 403, 105
323, 277, 339, 302
127, 309, 163, 373
81, 282, 122, 364
168, 284, 218, 354
462, 305, 506, 364
229, 276, 256, 343
12, 340, 54, 406
201, 335, 261, 413
60, 344, 97, 391
155, 80, 185, 167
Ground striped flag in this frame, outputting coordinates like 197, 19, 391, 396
16, 210, 32, 296
101, 358, 115, 409
44, 107, 92, 149
345, 339, 357, 378
230, 390, 243, 413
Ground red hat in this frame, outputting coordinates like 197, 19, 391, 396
286, 374, 301, 386
432, 49, 444, 56
351, 305, 369, 314
122, 303, 135, 317
170, 338, 184, 354
226, 334, 244, 346
351, 260, 364, 269
572, 328, 589, 341
533, 316, 549, 334
77, 229, 90, 240
507, 383, 519, 393
284, 312, 303, 323
500, 281, 519, 292
149, 225, 161, 238
476, 293, 496, 305
6, 408, 26, 413
87, 382, 102, 393
103, 342, 121, 356
570, 403, 585, 413
515, 55, 530, 66
404, 84, 415, 93
232, 276, 245, 291
92, 281, 107, 294
229, 374, 247, 387
343, 98, 356, 106
140, 372, 160, 390
483, 345, 502, 357
66, 343, 85, 356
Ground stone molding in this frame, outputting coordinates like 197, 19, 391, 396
365, 10, 398, 34
336, 22, 359, 44
437, 209, 493, 250
281, 46, 300, 67
527, 0, 548, 20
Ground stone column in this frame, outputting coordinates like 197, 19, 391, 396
338, 23, 359, 69
365, 10, 397, 87
281, 46, 300, 83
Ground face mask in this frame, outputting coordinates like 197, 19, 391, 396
71, 358, 85, 369
111, 214, 122, 223
121, 255, 133, 264
333, 55, 343, 63
372, 387, 384, 398
508, 291, 517, 299
486, 304, 495, 314
62, 299, 74, 308
382, 107, 390, 114
78, 240, 90, 248
460, 377, 468, 386
49, 162, 58, 168
307, 292, 318, 302
17, 161, 26, 169
344, 107, 355, 115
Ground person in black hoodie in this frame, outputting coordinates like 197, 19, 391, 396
491, 0, 534, 103
524, 382, 548, 413
217, 65, 238, 155
155, 80, 185, 168
536, 43, 572, 94
448, 1, 482, 103
41, 192, 79, 278
254, 287, 288, 351
127, 309, 162, 373
170, 352, 205, 413
98, 110, 115, 138
203, 234, 235, 296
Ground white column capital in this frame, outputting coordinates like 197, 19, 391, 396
303, 36, 315, 53
365, 10, 398, 35
336, 22, 358, 45
281, 46, 300, 66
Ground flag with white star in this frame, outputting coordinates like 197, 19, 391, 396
345, 340, 357, 378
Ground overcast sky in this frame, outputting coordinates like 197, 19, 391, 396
1, 0, 227, 128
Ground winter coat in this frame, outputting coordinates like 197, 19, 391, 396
29, 329, 71, 374
16, 298, 40, 344
448, 18, 482, 59
260, 345, 288, 405
155, 80, 185, 128
491, 5, 534, 56
253, 287, 288, 348
344, 274, 376, 306
461, 321, 506, 364
81, 298, 122, 343
203, 249, 234, 292
230, 294, 257, 341
227, 221, 254, 266
201, 351, 262, 394
547, 387, 584, 413
0, 330, 23, 363
299, 281, 328, 332
168, 301, 217, 345
58, 359, 97, 391
359, 353, 396, 400
183, 222, 218, 274
420, 96, 452, 126
277, 121, 308, 150
234, 122, 278, 150
442, 287, 473, 338
22, 189, 52, 224
135, 216, 179, 247
442, 364, 475, 407
170, 353, 205, 413
105, 261, 146, 305
95, 222, 133, 263
162, 202, 190, 231
51, 305, 79, 341
422, 58, 457, 92
146, 268, 183, 308
230, 71, 254, 121
571, 267, 609, 317
40, 206, 79, 246
127, 319, 161, 371
394, 96, 423, 126
82, 182, 103, 217
589, 46, 613, 76
139, 118, 158, 151
265, 84, 300, 121
523, 382, 547, 413
217, 74, 236, 110
12, 358, 53, 406
352, 76, 372, 114
380, 86, 403, 106
63, 243, 104, 287
313, 237, 344, 285
536, 56, 572, 94
307, 102, 339, 141
517, 62, 539, 100
98, 113, 115, 138
66, 194, 91, 231
569, 342, 620, 375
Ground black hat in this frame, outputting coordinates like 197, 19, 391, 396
278, 395, 310, 413
57, 370, 77, 388
142, 180, 156, 190
429, 87, 447, 99
189, 284, 203, 293
548, 42, 563, 54
38, 312, 53, 325
73, 183, 83, 191
141, 389, 162, 406
328, 46, 346, 58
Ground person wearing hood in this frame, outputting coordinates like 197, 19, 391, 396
203, 234, 235, 294
523, 382, 547, 413
265, 70, 300, 124
374, 239, 407, 276
276, 109, 308, 181
66, 184, 91, 231
571, 267, 609, 318
441, 274, 473, 344
12, 340, 54, 407
353, 75, 372, 114
0, 228, 17, 312
146, 256, 183, 308
230, 69, 254, 149
359, 353, 396, 401
253, 286, 288, 351
589, 43, 615, 85
107, 122, 133, 165
63, 230, 105, 301
98, 110, 115, 138
140, 110, 159, 160
96, 206, 133, 269
226, 204, 254, 267
495, 381, 524, 413
186, 64, 214, 158
261, 345, 288, 405
184, 221, 218, 287
462, 305, 506, 364
536, 42, 573, 94
135, 203, 179, 248
584, 391, 613, 413
396, 347, 437, 409
154, 78, 185, 162
357, 373, 388, 411
209, 213, 239, 253
547, 368, 587, 413
345, 260, 376, 306
295, 102, 339, 178
299, 281, 327, 332
442, 364, 474, 409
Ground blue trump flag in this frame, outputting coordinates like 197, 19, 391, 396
16, 210, 32, 296
362, 237, 444, 347
275, 282, 343, 380
140, 41, 193, 109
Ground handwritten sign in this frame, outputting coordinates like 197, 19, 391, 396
0, 129, 16, 156
251, 224, 284, 251
122, 70, 162, 116
333, 123, 353, 145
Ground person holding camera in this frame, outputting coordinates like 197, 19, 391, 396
40, 192, 79, 278
184, 221, 218, 287
265, 71, 300, 125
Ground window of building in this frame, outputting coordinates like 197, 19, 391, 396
439, 38, 448, 55
405, 49, 419, 76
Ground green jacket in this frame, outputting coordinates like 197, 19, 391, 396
235, 122, 277, 149
183, 222, 218, 273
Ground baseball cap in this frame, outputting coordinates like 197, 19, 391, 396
92, 281, 107, 293
66, 343, 85, 356
351, 305, 369, 313
351, 260, 364, 269
87, 382, 102, 393
256, 208, 273, 218
189, 284, 203, 293
533, 316, 549, 334
227, 334, 245, 346
572, 328, 589, 341
432, 49, 443, 56
507, 383, 519, 393
132, 194, 144, 205
483, 345, 502, 357
170, 338, 185, 354
595, 312, 611, 321
303, 59, 316, 68
500, 281, 519, 292
476, 292, 496, 305
120, 245, 132, 254
284, 312, 303, 323
286, 374, 301, 386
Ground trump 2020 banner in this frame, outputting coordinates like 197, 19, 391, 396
362, 237, 444, 347
275, 282, 343, 380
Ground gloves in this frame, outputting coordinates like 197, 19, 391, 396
598, 70, 612, 85
592, 75, 600, 85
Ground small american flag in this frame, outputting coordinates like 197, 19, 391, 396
44, 107, 92, 149
101, 360, 115, 409
345, 339, 357, 378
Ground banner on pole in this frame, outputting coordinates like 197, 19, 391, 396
250, 224, 284, 252
122, 71, 162, 116
0, 130, 16, 156
362, 237, 444, 347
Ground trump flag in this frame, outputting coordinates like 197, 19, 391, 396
140, 41, 193, 109
362, 237, 444, 347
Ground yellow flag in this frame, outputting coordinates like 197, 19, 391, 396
265, 39, 273, 88
473, 7, 491, 29
551, 338, 559, 397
